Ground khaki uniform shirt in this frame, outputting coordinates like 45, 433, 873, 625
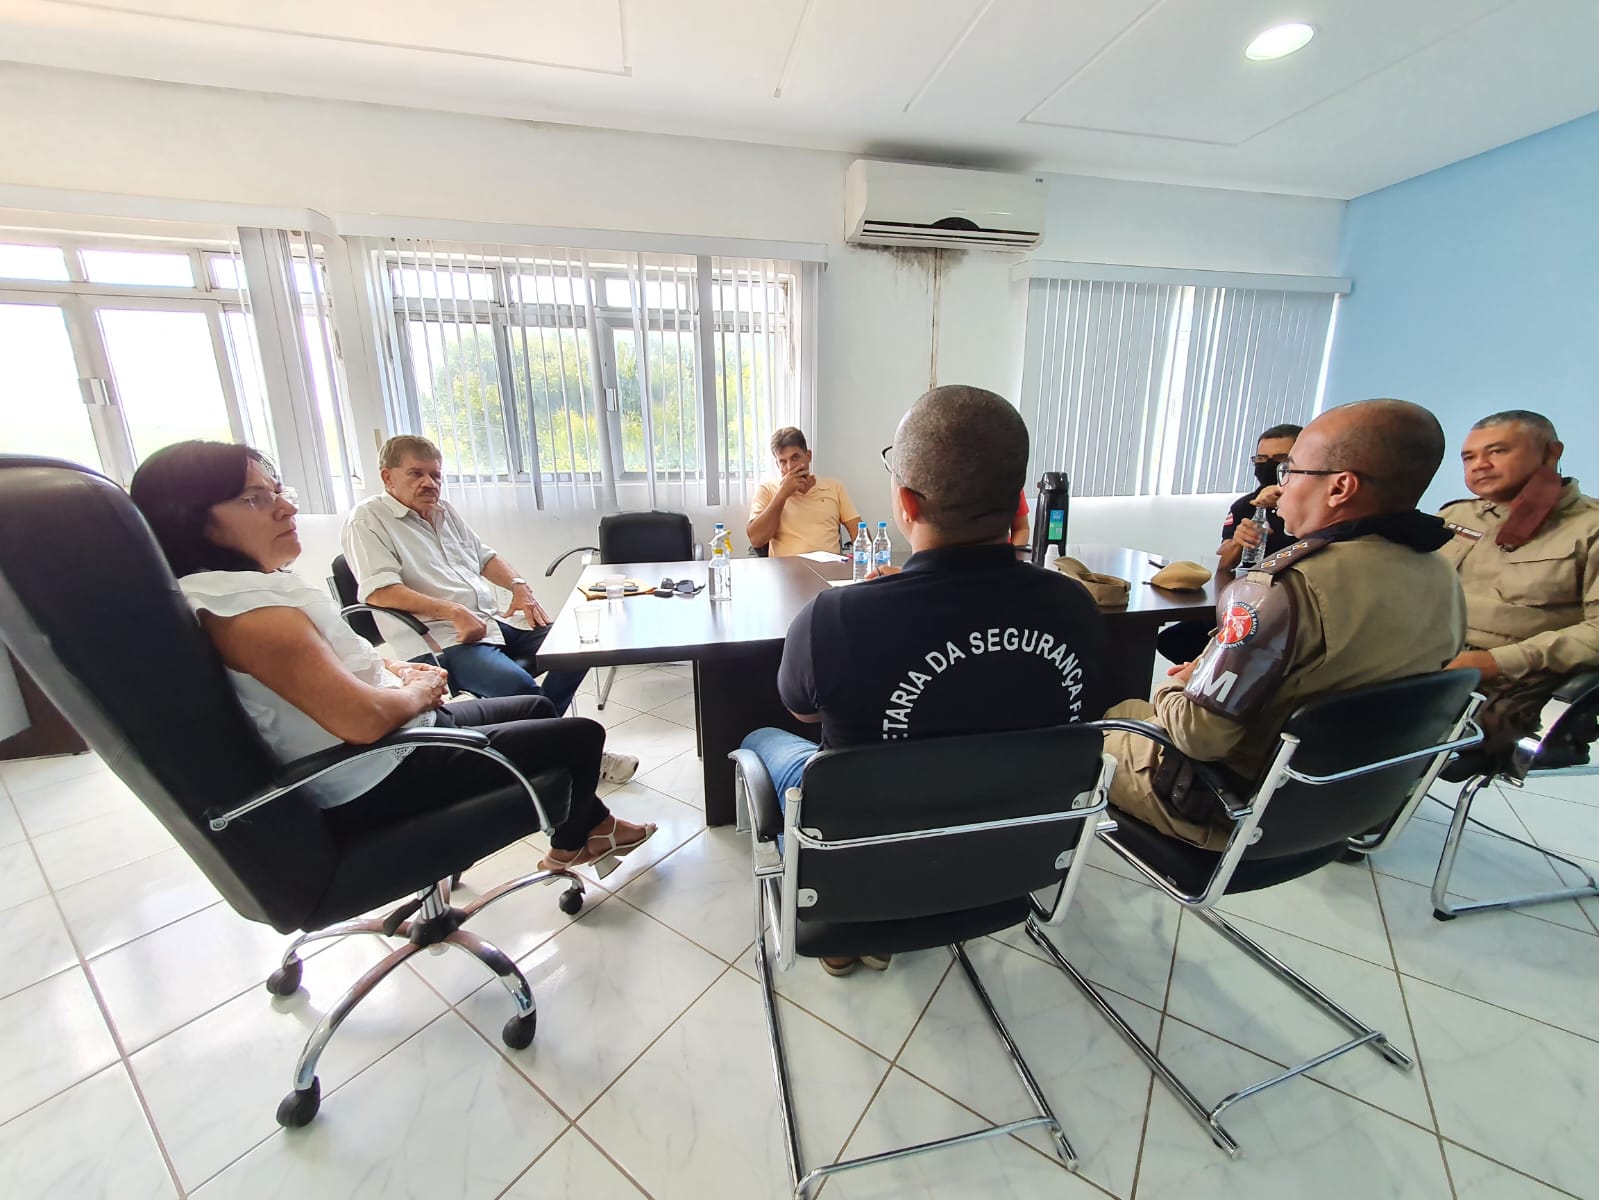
749, 476, 862, 557
1437, 481, 1599, 681
1150, 535, 1467, 785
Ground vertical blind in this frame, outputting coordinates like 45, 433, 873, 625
362, 239, 811, 512
1020, 276, 1338, 498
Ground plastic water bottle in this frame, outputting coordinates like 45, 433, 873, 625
709, 522, 733, 602
851, 521, 871, 582
1239, 504, 1270, 570
872, 521, 892, 574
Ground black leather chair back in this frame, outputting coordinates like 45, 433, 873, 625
0, 457, 338, 932
792, 725, 1106, 924
598, 510, 694, 564
329, 553, 381, 646
1248, 669, 1479, 859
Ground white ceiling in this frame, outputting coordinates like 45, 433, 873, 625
2, 0, 1597, 199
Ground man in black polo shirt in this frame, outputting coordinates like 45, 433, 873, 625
1156, 422, 1302, 664
740, 384, 1108, 975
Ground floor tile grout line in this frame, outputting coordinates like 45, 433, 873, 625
569, 961, 742, 1129
1131, 905, 1190, 1199
185, 1010, 455, 1195
13, 814, 192, 1199
1370, 856, 1448, 1144
1436, 1136, 1587, 1200
1393, 967, 1599, 1047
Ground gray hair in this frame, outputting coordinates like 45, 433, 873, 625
1470, 409, 1559, 449
891, 385, 1028, 542
379, 434, 443, 470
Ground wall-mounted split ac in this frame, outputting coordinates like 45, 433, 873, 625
845, 160, 1046, 252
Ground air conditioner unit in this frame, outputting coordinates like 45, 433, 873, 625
845, 160, 1046, 251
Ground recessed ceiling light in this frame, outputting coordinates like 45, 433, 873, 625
1245, 22, 1315, 61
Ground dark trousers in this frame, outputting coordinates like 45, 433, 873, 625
326, 696, 610, 851
1156, 620, 1213, 665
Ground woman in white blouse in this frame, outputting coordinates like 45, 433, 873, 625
129, 441, 654, 875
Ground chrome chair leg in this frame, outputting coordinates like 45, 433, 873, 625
1430, 777, 1599, 920
442, 928, 539, 1049
1025, 921, 1241, 1158
597, 666, 617, 711
950, 940, 1076, 1167
276, 939, 428, 1128
753, 882, 806, 1197
1192, 909, 1412, 1069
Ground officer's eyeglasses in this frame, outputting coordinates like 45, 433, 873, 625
1251, 453, 1292, 466
1277, 462, 1377, 485
880, 446, 924, 496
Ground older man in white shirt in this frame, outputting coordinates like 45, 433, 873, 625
342, 435, 636, 782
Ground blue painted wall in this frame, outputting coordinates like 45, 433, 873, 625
1323, 109, 1599, 508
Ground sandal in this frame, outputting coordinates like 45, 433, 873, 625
540, 816, 658, 879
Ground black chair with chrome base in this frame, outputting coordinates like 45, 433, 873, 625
545, 509, 697, 709
729, 725, 1114, 1200
0, 456, 588, 1128
1422, 669, 1599, 920
1032, 671, 1483, 1158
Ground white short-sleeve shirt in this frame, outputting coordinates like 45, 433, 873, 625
179, 569, 435, 807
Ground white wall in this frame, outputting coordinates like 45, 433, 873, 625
0, 64, 1346, 583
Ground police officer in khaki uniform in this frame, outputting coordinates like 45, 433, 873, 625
1102, 399, 1467, 850
1436, 410, 1599, 779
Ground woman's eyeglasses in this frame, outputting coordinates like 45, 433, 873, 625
235, 486, 298, 513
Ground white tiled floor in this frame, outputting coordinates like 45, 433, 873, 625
3, 663, 1597, 1199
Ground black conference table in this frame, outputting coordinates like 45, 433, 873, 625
538, 545, 1219, 825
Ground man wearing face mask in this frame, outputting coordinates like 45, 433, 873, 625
1157, 424, 1302, 664
1436, 410, 1599, 780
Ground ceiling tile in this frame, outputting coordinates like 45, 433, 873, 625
1026, 0, 1507, 145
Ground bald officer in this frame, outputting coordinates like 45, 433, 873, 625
1438, 410, 1599, 779
1102, 399, 1467, 850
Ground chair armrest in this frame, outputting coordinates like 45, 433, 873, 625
339, 603, 431, 640
1086, 717, 1252, 820
204, 726, 543, 832
728, 748, 783, 843
1552, 669, 1599, 706
544, 546, 600, 577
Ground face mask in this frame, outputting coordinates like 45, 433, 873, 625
1253, 461, 1279, 489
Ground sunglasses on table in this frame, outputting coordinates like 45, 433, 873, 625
657, 578, 703, 597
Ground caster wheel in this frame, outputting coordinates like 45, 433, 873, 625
503, 1012, 537, 1050
275, 1079, 321, 1128
266, 959, 303, 996
1432, 909, 1456, 922
557, 888, 584, 916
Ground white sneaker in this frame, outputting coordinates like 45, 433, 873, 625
600, 751, 639, 784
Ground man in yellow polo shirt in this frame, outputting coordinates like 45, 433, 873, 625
747, 427, 864, 557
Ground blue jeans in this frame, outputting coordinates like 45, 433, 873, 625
436, 620, 587, 714
740, 727, 818, 822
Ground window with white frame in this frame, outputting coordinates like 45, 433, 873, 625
1018, 271, 1341, 498
0, 227, 358, 509
363, 240, 812, 511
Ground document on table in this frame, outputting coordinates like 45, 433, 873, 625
799, 551, 848, 563
827, 579, 856, 588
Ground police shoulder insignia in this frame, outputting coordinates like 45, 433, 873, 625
1218, 601, 1260, 645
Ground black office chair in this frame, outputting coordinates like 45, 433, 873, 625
1351, 669, 1599, 920
545, 510, 697, 708
729, 725, 1114, 1199
0, 456, 587, 1128
1033, 672, 1483, 1158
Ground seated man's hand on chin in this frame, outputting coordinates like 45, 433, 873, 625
1250, 484, 1284, 509
1446, 649, 1500, 681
